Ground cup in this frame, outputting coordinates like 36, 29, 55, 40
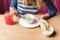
4, 11, 14, 25
22, 14, 35, 24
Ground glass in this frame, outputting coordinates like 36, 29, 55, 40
4, 11, 14, 25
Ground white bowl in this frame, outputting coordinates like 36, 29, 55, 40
19, 18, 40, 28
41, 26, 54, 37
22, 14, 35, 24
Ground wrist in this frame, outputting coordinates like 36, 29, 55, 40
9, 7, 16, 10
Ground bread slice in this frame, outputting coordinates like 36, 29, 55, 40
40, 19, 50, 31
39, 20, 46, 31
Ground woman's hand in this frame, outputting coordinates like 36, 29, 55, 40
40, 14, 49, 20
9, 7, 18, 15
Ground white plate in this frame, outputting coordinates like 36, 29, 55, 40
19, 18, 40, 28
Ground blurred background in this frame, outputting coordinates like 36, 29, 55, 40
0, 0, 60, 14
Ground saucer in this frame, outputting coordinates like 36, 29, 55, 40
19, 18, 40, 28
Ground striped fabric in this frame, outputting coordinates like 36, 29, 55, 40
17, 0, 38, 14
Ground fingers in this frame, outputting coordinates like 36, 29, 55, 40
40, 14, 49, 20
40, 15, 45, 20
10, 9, 18, 16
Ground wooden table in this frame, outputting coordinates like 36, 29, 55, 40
0, 14, 60, 40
